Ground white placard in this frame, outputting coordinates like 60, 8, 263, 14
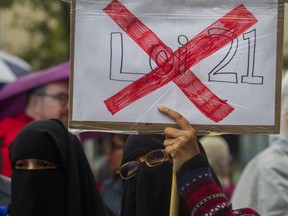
70, 0, 284, 134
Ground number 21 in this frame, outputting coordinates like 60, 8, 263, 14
209, 28, 263, 85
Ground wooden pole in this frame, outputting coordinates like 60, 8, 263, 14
169, 168, 179, 216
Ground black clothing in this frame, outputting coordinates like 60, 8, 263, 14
9, 119, 113, 216
120, 134, 222, 216
121, 134, 190, 216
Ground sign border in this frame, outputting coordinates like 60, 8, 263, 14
69, 0, 285, 135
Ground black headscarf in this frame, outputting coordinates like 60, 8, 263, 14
120, 134, 190, 216
120, 134, 222, 216
9, 119, 113, 216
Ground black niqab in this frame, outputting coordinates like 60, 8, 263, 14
9, 119, 113, 216
121, 134, 222, 216
120, 134, 190, 216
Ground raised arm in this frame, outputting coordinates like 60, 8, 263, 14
158, 105, 260, 216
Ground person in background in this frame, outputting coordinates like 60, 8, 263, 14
200, 135, 235, 199
2, 119, 114, 216
0, 80, 69, 178
0, 62, 69, 205
231, 72, 288, 215
100, 133, 128, 216
118, 105, 259, 216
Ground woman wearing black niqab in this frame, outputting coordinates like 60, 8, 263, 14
120, 134, 189, 216
8, 119, 114, 216
120, 134, 222, 216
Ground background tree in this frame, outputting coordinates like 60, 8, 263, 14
0, 0, 70, 70
284, 40, 288, 70
0, 1, 287, 71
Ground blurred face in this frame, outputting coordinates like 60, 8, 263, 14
14, 159, 58, 170
36, 80, 69, 125
107, 134, 125, 172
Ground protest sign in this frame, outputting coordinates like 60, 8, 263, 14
69, 0, 285, 134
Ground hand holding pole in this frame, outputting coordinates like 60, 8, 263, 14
158, 105, 200, 216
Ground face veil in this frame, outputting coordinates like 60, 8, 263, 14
9, 119, 112, 216
120, 134, 190, 216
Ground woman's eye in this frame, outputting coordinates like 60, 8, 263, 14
14, 162, 27, 169
14, 159, 59, 169
40, 162, 58, 169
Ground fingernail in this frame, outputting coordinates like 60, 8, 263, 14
157, 105, 165, 111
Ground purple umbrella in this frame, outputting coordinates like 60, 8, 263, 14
0, 62, 70, 120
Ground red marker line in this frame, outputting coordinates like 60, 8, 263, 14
104, 1, 257, 122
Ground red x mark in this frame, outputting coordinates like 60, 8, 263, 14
103, 1, 257, 122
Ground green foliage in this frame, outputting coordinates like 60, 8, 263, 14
2, 0, 70, 70
0, 0, 14, 8
284, 53, 288, 70
3, 1, 287, 71
284, 40, 288, 70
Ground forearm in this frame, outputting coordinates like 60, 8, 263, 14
177, 154, 260, 216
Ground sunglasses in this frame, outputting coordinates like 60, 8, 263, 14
116, 149, 171, 179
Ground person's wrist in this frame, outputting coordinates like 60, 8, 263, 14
174, 154, 194, 171
177, 154, 208, 180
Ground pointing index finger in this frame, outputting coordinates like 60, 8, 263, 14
158, 105, 191, 130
